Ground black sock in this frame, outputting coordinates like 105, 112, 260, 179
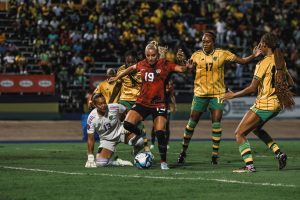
123, 121, 143, 136
151, 127, 155, 145
155, 130, 167, 162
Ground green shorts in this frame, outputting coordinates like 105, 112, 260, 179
191, 96, 224, 112
119, 100, 135, 109
250, 106, 279, 122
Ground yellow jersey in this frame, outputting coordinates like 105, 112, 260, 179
253, 55, 281, 111
191, 49, 236, 97
117, 65, 142, 102
94, 80, 118, 104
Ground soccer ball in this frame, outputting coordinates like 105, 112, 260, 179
134, 152, 153, 169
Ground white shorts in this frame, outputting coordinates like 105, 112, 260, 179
98, 127, 127, 152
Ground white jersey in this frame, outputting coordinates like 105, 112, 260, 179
87, 103, 126, 141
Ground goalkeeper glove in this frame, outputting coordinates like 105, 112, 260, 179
85, 154, 96, 168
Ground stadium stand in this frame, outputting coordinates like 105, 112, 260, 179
0, 0, 299, 114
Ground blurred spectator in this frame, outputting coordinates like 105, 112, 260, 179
72, 40, 83, 54
71, 53, 83, 67
215, 18, 226, 46
83, 53, 94, 69
3, 52, 16, 73
52, 4, 64, 19
48, 29, 59, 45
33, 35, 45, 54
50, 16, 60, 30
37, 50, 52, 74
0, 30, 6, 44
57, 66, 69, 94
15, 52, 27, 74
74, 63, 86, 86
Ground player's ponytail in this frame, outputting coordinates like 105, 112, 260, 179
145, 40, 162, 59
261, 33, 295, 110
148, 41, 168, 59
146, 40, 159, 52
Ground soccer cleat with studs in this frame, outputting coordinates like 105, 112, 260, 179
233, 165, 256, 173
177, 151, 186, 164
276, 152, 287, 170
161, 162, 169, 170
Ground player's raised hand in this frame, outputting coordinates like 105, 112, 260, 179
186, 59, 195, 69
176, 48, 186, 63
252, 44, 262, 57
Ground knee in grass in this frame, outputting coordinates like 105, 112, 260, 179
96, 158, 110, 167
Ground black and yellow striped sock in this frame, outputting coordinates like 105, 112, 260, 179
239, 140, 253, 165
212, 122, 221, 157
181, 119, 197, 152
267, 141, 280, 155
253, 129, 280, 155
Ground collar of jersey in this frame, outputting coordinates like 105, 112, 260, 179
202, 49, 215, 56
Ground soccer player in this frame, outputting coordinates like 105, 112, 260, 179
109, 50, 150, 155
177, 31, 261, 165
85, 93, 144, 168
91, 68, 119, 106
220, 33, 294, 172
109, 41, 192, 170
150, 79, 176, 150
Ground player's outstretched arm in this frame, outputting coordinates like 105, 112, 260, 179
234, 45, 262, 64
109, 81, 122, 104
220, 78, 259, 102
85, 133, 96, 168
108, 64, 137, 83
174, 59, 194, 73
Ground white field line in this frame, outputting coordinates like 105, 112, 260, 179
1, 166, 297, 188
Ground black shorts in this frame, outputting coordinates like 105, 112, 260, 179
131, 103, 167, 120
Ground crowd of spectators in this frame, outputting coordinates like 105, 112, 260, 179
0, 0, 299, 95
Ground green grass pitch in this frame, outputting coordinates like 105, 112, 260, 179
0, 140, 299, 200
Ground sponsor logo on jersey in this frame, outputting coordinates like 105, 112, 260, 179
0, 80, 14, 87
19, 80, 33, 87
155, 69, 161, 74
38, 80, 52, 87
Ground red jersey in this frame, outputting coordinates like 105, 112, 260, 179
135, 58, 177, 108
